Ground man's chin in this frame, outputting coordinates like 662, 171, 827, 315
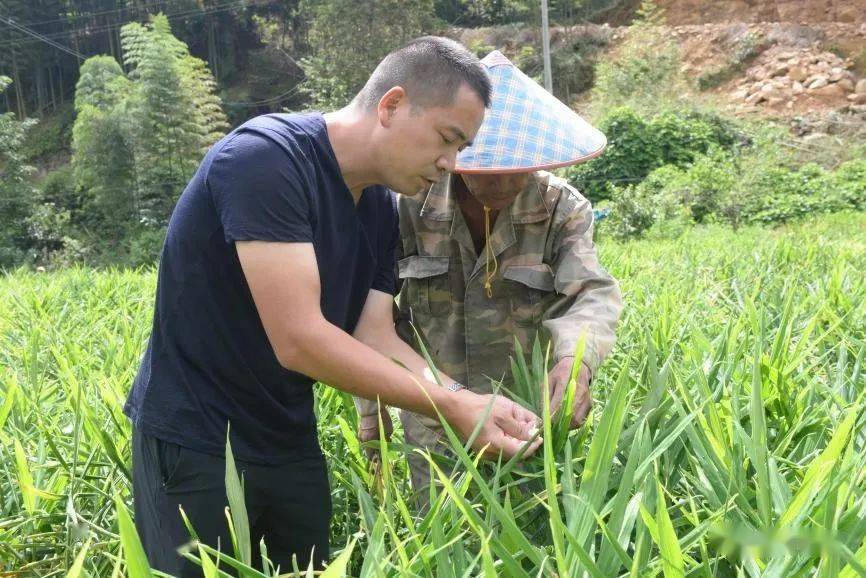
394, 182, 430, 197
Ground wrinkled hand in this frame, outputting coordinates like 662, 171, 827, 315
357, 408, 393, 461
547, 357, 592, 429
445, 390, 542, 460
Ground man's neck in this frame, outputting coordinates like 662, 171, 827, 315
453, 176, 497, 221
453, 175, 498, 254
323, 107, 381, 203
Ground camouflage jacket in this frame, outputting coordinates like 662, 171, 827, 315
356, 171, 622, 417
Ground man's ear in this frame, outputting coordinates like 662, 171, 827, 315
377, 86, 407, 127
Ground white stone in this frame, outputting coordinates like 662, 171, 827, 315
810, 83, 846, 98
770, 64, 789, 78
788, 66, 808, 82
746, 91, 766, 105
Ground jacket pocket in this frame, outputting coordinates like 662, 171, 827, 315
503, 264, 555, 326
398, 256, 451, 316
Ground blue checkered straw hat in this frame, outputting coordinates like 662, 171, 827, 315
455, 51, 607, 174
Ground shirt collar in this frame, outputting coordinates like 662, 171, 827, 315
418, 172, 552, 224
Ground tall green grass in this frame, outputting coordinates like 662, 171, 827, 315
2, 213, 865, 577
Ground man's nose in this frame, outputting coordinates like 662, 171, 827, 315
436, 151, 457, 173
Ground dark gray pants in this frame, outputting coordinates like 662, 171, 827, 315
131, 428, 331, 577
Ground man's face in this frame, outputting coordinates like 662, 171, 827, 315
460, 172, 531, 211
377, 83, 485, 196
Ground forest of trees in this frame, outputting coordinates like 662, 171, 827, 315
0, 0, 625, 120
2, 0, 865, 268
0, 0, 628, 267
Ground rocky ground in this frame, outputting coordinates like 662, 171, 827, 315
733, 45, 865, 109
459, 18, 866, 133
661, 22, 866, 117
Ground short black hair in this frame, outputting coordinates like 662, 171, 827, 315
355, 36, 491, 110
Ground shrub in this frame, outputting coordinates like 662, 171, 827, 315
827, 159, 866, 211
590, 1, 685, 117
604, 165, 690, 239
566, 106, 747, 202
126, 226, 168, 268
600, 150, 866, 238
744, 163, 827, 225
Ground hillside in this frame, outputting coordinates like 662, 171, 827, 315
457, 2, 865, 127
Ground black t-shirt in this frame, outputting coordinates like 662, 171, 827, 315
124, 113, 399, 464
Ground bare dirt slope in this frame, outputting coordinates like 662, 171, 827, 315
655, 0, 866, 25
654, 21, 866, 118
457, 0, 866, 126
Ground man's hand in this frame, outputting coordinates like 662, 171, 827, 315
358, 408, 393, 461
444, 390, 542, 460
547, 356, 592, 429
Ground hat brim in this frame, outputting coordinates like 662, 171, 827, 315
455, 50, 607, 174
454, 139, 607, 174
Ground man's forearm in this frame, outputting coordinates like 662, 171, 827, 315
368, 329, 457, 386
282, 316, 460, 421
354, 327, 459, 416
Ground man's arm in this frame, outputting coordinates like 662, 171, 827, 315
543, 192, 622, 375
543, 190, 623, 427
236, 240, 542, 459
352, 289, 461, 451
354, 290, 457, 382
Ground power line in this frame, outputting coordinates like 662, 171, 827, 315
20, 0, 196, 29
0, 0, 257, 48
0, 0, 270, 50
223, 85, 303, 107
0, 140, 860, 204
0, 15, 87, 61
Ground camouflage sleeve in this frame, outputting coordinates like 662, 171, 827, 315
392, 216, 416, 349
354, 395, 380, 419
542, 187, 623, 376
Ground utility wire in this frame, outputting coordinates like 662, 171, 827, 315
0, 0, 247, 48
0, 14, 87, 61
20, 0, 204, 29
0, 0, 270, 50
222, 85, 303, 107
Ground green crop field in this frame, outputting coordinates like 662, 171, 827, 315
2, 213, 865, 577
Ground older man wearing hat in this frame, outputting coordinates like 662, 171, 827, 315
356, 51, 623, 497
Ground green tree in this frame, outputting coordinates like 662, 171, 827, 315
68, 13, 228, 264
122, 18, 204, 225
300, 0, 437, 110
71, 56, 136, 239
123, 15, 228, 226
0, 76, 37, 268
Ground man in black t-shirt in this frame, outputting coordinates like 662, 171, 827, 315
124, 36, 543, 575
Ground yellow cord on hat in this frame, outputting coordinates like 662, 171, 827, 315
483, 206, 498, 298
